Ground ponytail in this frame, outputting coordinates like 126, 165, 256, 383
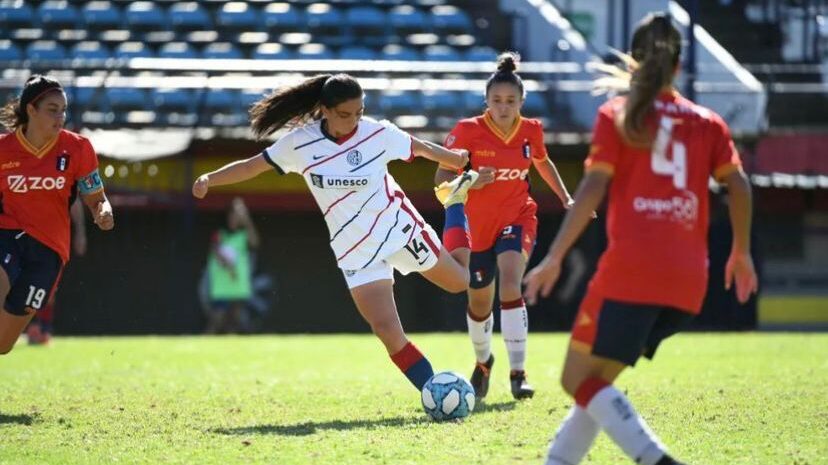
249, 73, 363, 140
485, 51, 525, 98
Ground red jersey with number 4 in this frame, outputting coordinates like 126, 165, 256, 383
585, 92, 741, 313
445, 112, 548, 251
0, 128, 101, 262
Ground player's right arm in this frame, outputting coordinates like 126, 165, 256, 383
192, 154, 271, 199
721, 166, 758, 304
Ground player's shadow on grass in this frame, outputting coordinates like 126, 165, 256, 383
474, 400, 517, 414
211, 401, 517, 437
0, 413, 37, 426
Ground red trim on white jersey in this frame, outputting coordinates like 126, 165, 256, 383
420, 229, 440, 256
323, 190, 356, 217
302, 127, 385, 175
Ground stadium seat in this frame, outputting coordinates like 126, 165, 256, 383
0, 39, 22, 61
460, 90, 484, 114
106, 87, 148, 112
305, 4, 345, 44
169, 2, 212, 32
203, 42, 242, 59
98, 29, 132, 46
522, 92, 547, 117
338, 46, 377, 60
252, 42, 293, 60
25, 40, 67, 61
379, 90, 423, 116
81, 1, 123, 30
296, 43, 334, 60
124, 1, 167, 31
115, 41, 154, 59
158, 42, 198, 59
201, 89, 245, 126
465, 46, 498, 62
422, 90, 461, 117
431, 5, 473, 35
38, 1, 80, 29
423, 44, 462, 62
67, 86, 101, 110
389, 6, 430, 37
216, 2, 259, 31
70, 41, 111, 60
380, 44, 422, 61
0, 1, 34, 30
263, 3, 303, 34
241, 89, 266, 111
345, 6, 386, 37
153, 88, 195, 113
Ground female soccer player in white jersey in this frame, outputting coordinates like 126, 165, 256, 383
193, 74, 478, 392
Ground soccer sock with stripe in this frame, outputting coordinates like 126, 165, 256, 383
500, 298, 528, 371
466, 308, 493, 364
390, 341, 434, 390
576, 377, 670, 465
442, 203, 470, 251
544, 406, 600, 465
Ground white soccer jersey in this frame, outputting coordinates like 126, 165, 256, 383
262, 117, 431, 271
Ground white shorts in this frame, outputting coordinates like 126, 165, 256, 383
342, 225, 442, 289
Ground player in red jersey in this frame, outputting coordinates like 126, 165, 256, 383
436, 52, 575, 400
524, 14, 757, 465
0, 75, 114, 355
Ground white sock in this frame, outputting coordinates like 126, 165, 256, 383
500, 301, 527, 371
545, 406, 600, 465
585, 384, 667, 465
466, 310, 493, 364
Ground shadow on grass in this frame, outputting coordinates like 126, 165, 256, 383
211, 401, 517, 437
0, 413, 37, 426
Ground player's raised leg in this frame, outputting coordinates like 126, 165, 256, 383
350, 279, 433, 390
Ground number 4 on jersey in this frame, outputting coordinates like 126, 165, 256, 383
651, 116, 687, 189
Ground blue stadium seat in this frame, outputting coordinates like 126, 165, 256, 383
25, 41, 67, 61
38, 1, 80, 29
252, 43, 293, 60
169, 2, 211, 31
431, 5, 473, 34
345, 6, 386, 36
338, 46, 377, 60
423, 45, 461, 62
0, 2, 34, 29
158, 42, 198, 59
82, 1, 122, 30
203, 89, 239, 112
305, 4, 345, 42
125, 1, 167, 31
241, 89, 266, 110
460, 90, 484, 114
422, 90, 461, 116
380, 44, 422, 61
389, 6, 430, 36
70, 41, 111, 60
153, 88, 195, 113
115, 41, 154, 59
379, 90, 422, 116
216, 2, 259, 31
0, 40, 22, 61
522, 92, 546, 117
106, 87, 148, 111
465, 46, 498, 62
203, 42, 242, 59
263, 3, 303, 34
296, 43, 333, 60
66, 86, 102, 110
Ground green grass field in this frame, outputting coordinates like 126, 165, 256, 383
1, 333, 826, 465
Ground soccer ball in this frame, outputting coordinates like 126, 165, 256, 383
421, 371, 475, 421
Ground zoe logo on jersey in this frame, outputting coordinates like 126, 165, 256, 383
495, 168, 529, 181
7, 175, 66, 193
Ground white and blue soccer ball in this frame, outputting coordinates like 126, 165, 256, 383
421, 371, 475, 421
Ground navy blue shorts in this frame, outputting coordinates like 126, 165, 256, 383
469, 224, 534, 289
0, 229, 63, 315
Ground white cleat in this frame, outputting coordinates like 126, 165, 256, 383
434, 170, 479, 206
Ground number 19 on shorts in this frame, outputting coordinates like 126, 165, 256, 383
26, 286, 47, 310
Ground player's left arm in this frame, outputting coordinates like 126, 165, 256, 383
532, 157, 574, 207
523, 170, 611, 305
410, 137, 468, 170
81, 188, 114, 231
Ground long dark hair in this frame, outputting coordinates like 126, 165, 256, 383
0, 74, 65, 131
249, 73, 363, 140
485, 51, 525, 98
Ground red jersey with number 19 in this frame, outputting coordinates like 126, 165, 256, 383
445, 112, 548, 251
585, 92, 741, 313
0, 128, 101, 262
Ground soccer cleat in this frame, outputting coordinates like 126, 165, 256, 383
470, 354, 494, 400
509, 370, 535, 399
434, 170, 479, 207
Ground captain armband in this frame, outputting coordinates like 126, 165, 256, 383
78, 168, 104, 194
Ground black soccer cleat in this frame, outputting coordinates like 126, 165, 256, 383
470, 354, 494, 400
509, 370, 535, 400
